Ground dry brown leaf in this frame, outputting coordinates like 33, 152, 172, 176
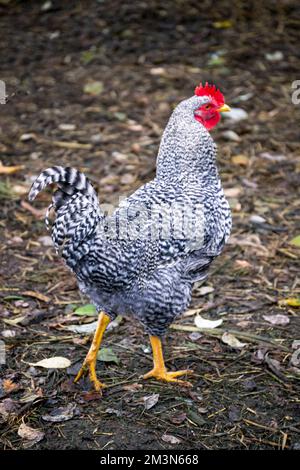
161, 433, 181, 444
18, 423, 45, 447
3, 379, 19, 394
263, 314, 290, 326
0, 164, 25, 174
143, 393, 159, 410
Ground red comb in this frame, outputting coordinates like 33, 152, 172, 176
194, 82, 224, 106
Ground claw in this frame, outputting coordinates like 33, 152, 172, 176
73, 311, 110, 392
143, 367, 193, 387
74, 356, 106, 392
143, 336, 194, 387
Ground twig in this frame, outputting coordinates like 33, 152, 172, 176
170, 324, 289, 351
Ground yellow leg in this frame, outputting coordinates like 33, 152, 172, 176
143, 336, 193, 387
74, 311, 110, 392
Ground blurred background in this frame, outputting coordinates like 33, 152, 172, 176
0, 0, 299, 451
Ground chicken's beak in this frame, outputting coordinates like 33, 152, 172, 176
218, 104, 231, 113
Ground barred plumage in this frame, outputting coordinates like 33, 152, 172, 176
29, 93, 232, 337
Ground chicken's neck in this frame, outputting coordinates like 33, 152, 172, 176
156, 112, 219, 184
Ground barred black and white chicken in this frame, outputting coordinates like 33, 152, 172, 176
29, 83, 232, 391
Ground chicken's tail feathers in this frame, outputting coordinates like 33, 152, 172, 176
28, 166, 97, 203
28, 167, 102, 266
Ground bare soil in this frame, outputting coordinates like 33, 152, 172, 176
0, 0, 299, 450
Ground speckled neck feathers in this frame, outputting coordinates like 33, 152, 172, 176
156, 95, 218, 182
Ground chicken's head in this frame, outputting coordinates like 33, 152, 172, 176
194, 82, 230, 130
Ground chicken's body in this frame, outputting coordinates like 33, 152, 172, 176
29, 89, 232, 390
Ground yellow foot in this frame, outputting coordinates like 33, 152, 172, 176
74, 357, 106, 393
143, 368, 193, 387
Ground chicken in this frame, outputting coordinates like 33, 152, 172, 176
29, 83, 232, 391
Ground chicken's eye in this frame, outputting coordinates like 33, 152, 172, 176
204, 104, 211, 110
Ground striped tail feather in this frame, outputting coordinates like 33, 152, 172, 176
29, 166, 98, 203
28, 166, 103, 267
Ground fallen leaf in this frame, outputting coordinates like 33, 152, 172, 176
20, 133, 36, 142
0, 398, 19, 421
234, 259, 252, 269
12, 184, 29, 196
42, 403, 76, 422
143, 393, 159, 410
67, 321, 98, 334
3, 316, 26, 325
279, 298, 300, 308
83, 81, 104, 95
222, 130, 241, 142
28, 356, 71, 369
231, 155, 249, 166
224, 187, 242, 198
289, 235, 300, 247
265, 51, 283, 62
213, 20, 233, 29
169, 412, 187, 424
188, 332, 203, 341
114, 112, 127, 121
150, 67, 166, 76
105, 407, 123, 417
22, 291, 51, 303
221, 332, 247, 349
19, 389, 43, 403
161, 434, 181, 445
123, 383, 143, 392
74, 304, 97, 316
263, 314, 290, 326
260, 152, 286, 162
194, 315, 223, 329
2, 329, 16, 338
2, 379, 19, 394
38, 236, 53, 246
187, 409, 207, 426
197, 286, 214, 296
18, 423, 44, 447
0, 164, 25, 174
264, 354, 282, 377
120, 173, 136, 185
249, 215, 266, 224
97, 347, 119, 364
291, 341, 300, 367
223, 107, 248, 122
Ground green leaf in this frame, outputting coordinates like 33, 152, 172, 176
83, 81, 104, 96
97, 347, 119, 364
4, 295, 25, 301
74, 304, 97, 316
289, 235, 300, 247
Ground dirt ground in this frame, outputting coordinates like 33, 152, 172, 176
0, 0, 300, 450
